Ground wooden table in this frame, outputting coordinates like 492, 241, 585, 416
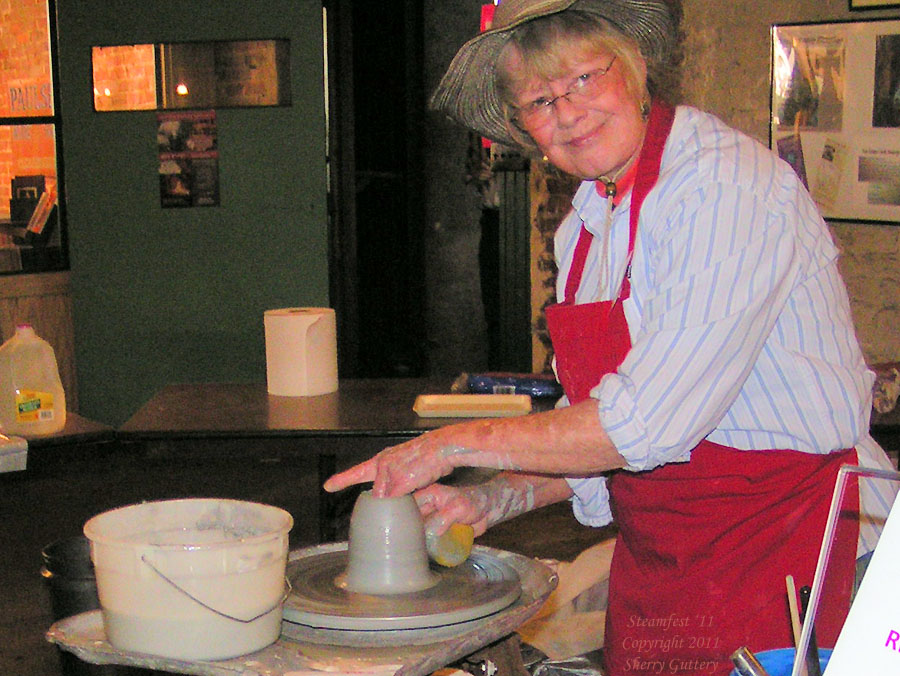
117, 378, 509, 544
118, 378, 465, 440
13, 412, 117, 471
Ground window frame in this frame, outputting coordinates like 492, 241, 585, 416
0, 0, 69, 275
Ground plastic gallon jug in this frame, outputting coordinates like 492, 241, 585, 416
0, 324, 66, 436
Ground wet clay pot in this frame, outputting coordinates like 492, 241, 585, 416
343, 491, 438, 595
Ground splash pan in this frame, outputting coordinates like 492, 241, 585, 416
283, 542, 521, 641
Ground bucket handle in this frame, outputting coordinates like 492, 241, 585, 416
141, 555, 292, 624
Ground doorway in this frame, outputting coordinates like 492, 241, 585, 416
324, 0, 427, 378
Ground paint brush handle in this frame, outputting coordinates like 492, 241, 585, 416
799, 585, 822, 676
731, 647, 772, 676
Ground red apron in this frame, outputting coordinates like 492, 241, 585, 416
545, 102, 859, 675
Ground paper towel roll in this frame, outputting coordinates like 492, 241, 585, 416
264, 308, 338, 396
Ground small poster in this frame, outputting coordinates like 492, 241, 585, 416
157, 110, 219, 208
810, 137, 849, 213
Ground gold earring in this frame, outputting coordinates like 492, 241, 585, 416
640, 100, 651, 118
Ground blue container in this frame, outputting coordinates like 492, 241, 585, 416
730, 648, 832, 676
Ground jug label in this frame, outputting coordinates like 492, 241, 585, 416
15, 389, 56, 423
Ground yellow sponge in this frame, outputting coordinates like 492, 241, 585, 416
426, 523, 475, 567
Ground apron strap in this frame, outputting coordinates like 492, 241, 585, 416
563, 226, 594, 303
620, 101, 676, 298
562, 102, 677, 304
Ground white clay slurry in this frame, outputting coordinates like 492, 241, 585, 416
439, 444, 524, 471
84, 498, 292, 661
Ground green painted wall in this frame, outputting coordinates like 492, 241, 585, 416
56, 0, 328, 425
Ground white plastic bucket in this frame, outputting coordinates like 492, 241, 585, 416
83, 498, 293, 660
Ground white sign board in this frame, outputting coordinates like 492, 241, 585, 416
826, 495, 900, 674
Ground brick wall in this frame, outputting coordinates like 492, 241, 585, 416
0, 0, 55, 219
214, 40, 283, 107
91, 41, 284, 111
681, 0, 900, 365
530, 160, 579, 373
91, 44, 156, 112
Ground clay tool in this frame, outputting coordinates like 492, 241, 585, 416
785, 575, 808, 676
799, 585, 822, 676
786, 575, 802, 646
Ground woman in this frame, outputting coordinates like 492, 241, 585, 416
325, 1, 896, 673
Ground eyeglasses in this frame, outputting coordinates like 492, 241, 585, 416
511, 55, 617, 129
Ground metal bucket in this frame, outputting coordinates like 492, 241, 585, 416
42, 536, 99, 621
41, 536, 139, 676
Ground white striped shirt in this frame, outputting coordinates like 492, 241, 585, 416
562, 106, 896, 553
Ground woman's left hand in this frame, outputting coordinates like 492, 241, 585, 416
414, 482, 491, 537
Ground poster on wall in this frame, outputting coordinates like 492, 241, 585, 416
157, 110, 219, 208
850, 0, 900, 9
771, 18, 900, 225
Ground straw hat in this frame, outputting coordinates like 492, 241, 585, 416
430, 0, 679, 147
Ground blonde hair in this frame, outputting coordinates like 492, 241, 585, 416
495, 10, 676, 151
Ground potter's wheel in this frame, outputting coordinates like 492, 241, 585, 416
283, 541, 523, 646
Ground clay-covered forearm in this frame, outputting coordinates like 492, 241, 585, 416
440, 398, 626, 477
468, 472, 574, 529
324, 397, 625, 498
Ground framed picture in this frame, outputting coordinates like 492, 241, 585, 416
771, 19, 900, 225
850, 0, 900, 10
